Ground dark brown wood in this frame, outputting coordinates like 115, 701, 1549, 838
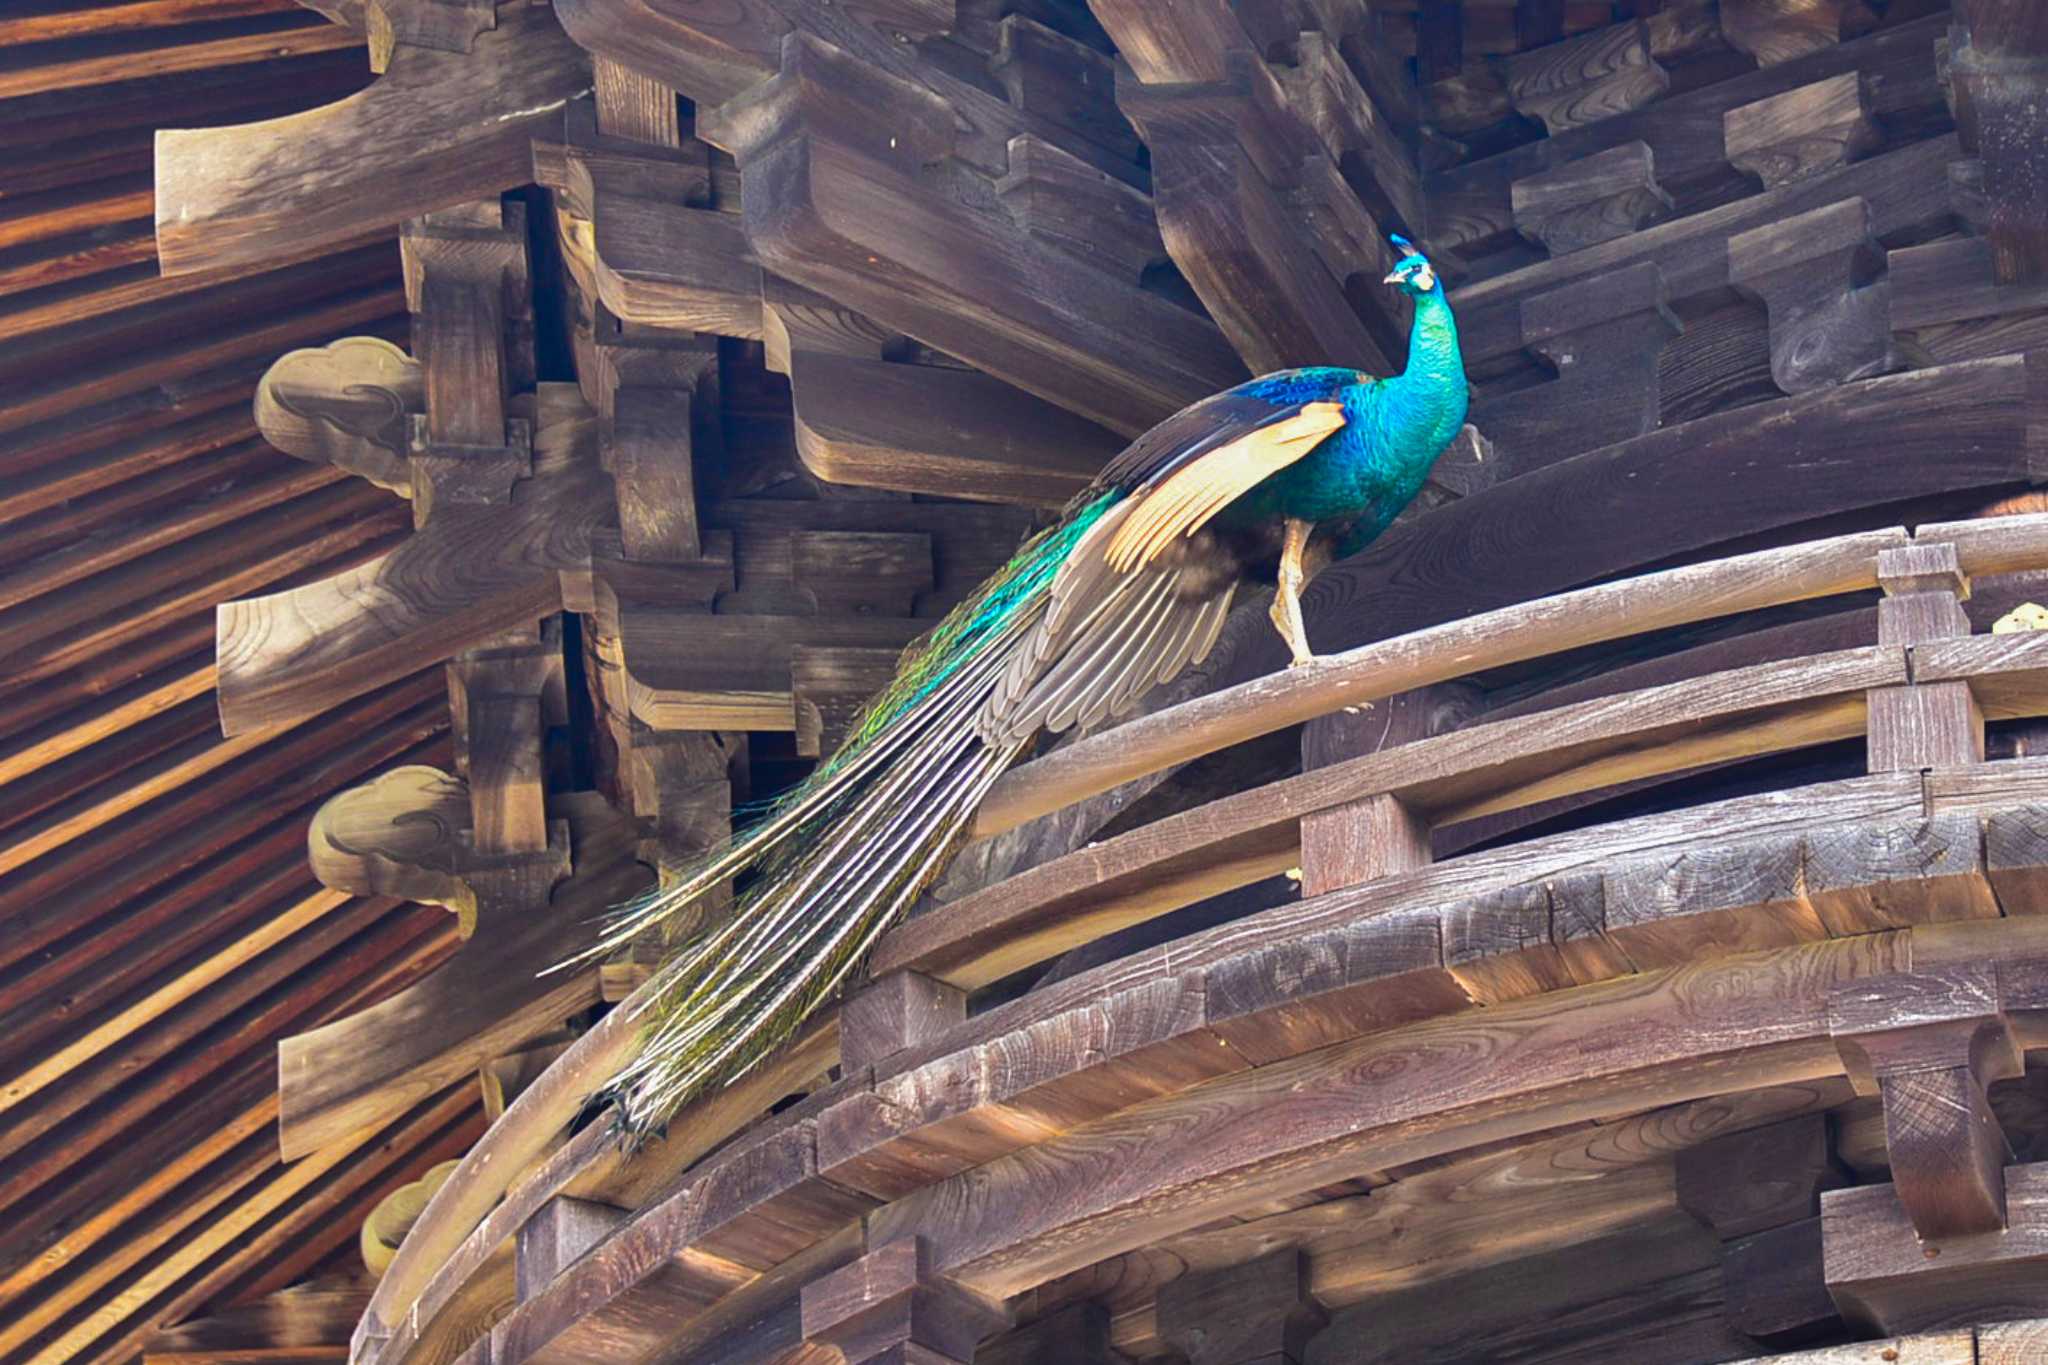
1828, 964, 2023, 1240
1156, 1247, 1327, 1365
1511, 140, 1673, 255
1724, 72, 1879, 188
841, 971, 968, 1072
593, 56, 681, 146
1503, 20, 1669, 136
1721, 1216, 1841, 1346
792, 646, 899, 758
1470, 260, 1680, 475
1676, 1114, 1847, 1240
1727, 197, 1893, 394
695, 29, 1240, 436
610, 384, 701, 564
1280, 31, 1423, 238
1116, 51, 1393, 376
1299, 688, 1464, 898
800, 1237, 1008, 1365
517, 1196, 627, 1301
1947, 0, 2048, 282
978, 1303, 1128, 1365
1721, 0, 1872, 67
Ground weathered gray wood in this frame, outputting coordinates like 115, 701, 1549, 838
1511, 141, 1673, 255
517, 1197, 625, 1301
155, 3, 591, 275
1724, 72, 1879, 188
1828, 964, 2022, 1242
1728, 198, 1894, 394
1825, 1160, 2048, 1334
1503, 21, 1670, 136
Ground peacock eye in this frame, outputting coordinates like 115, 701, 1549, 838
1415, 263, 1436, 291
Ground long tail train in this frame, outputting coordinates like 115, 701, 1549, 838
554, 494, 1120, 1135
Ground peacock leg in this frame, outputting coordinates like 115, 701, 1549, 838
1270, 516, 1316, 667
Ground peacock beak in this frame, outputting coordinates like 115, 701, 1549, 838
1382, 268, 1404, 285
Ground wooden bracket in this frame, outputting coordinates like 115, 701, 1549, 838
1724, 72, 1880, 189
995, 135, 1166, 284
1722, 0, 1877, 68
1298, 686, 1475, 897
1156, 1246, 1328, 1365
516, 1196, 626, 1301
1677, 1115, 1848, 1345
1824, 1159, 2048, 1335
155, 0, 590, 276
989, 15, 1141, 168
1277, 30, 1424, 238
1501, 20, 1669, 137
1828, 964, 2020, 1241
840, 970, 967, 1072
1511, 141, 1673, 256
1677, 1114, 1848, 1241
1117, 49, 1391, 374
800, 1236, 1009, 1364
450, 632, 562, 856
1867, 542, 1984, 773
1473, 260, 1679, 472
362, 0, 495, 72
1729, 197, 1894, 395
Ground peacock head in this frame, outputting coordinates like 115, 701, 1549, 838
1381, 234, 1439, 297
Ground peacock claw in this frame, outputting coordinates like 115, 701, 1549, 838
1288, 653, 1317, 669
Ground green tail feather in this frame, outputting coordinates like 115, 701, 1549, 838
558, 491, 1120, 1136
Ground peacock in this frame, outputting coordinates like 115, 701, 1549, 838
566, 235, 1469, 1134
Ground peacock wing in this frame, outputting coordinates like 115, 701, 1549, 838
980, 376, 1352, 745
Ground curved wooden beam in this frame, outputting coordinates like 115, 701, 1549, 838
279, 786, 645, 1160
884, 934, 1894, 1300
387, 756, 2048, 1365
154, 1, 590, 276
975, 528, 1904, 837
215, 412, 609, 735
880, 645, 1907, 991
975, 355, 2046, 836
481, 909, 2048, 1365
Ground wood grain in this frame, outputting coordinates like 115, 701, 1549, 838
155, 2, 590, 275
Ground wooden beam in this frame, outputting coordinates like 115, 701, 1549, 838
276, 782, 637, 1159
216, 386, 610, 735
1825, 1160, 2048, 1334
700, 31, 1243, 436
977, 355, 2040, 836
154, 1, 590, 275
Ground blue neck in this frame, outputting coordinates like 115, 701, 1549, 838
1387, 287, 1469, 468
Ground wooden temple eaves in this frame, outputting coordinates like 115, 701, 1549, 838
68, 0, 2048, 1362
